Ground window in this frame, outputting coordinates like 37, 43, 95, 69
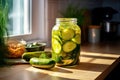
3, 0, 49, 46
7, 0, 31, 36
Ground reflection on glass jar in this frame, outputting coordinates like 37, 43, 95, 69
52, 18, 81, 66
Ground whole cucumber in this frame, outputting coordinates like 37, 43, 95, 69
22, 51, 51, 61
29, 57, 55, 69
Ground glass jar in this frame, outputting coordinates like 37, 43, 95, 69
52, 18, 81, 66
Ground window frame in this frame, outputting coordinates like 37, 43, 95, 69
9, 0, 49, 45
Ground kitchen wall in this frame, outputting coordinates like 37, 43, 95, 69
47, 0, 103, 46
46, 0, 120, 45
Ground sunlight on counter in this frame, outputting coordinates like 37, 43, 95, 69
25, 51, 120, 80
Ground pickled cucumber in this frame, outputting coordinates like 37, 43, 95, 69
62, 59, 74, 65
29, 58, 55, 69
61, 28, 74, 40
52, 53, 62, 63
52, 35, 62, 44
72, 34, 81, 44
39, 52, 49, 59
63, 41, 76, 52
22, 51, 51, 61
52, 38, 62, 54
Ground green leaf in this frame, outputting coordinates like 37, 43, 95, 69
60, 4, 86, 27
0, 0, 9, 65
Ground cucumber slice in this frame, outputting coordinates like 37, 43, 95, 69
52, 38, 62, 54
63, 41, 76, 52
52, 30, 61, 37
52, 35, 62, 44
61, 28, 74, 40
62, 59, 74, 65
56, 59, 74, 66
72, 34, 81, 44
60, 51, 67, 58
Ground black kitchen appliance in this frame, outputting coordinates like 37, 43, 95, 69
91, 7, 119, 41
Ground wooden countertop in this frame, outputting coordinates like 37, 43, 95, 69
0, 51, 120, 80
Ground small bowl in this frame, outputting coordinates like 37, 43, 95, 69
25, 42, 46, 52
6, 40, 26, 58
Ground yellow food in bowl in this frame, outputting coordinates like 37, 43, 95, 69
6, 40, 25, 58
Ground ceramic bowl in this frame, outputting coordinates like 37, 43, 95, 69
25, 42, 46, 52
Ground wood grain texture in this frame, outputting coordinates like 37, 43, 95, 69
0, 51, 119, 80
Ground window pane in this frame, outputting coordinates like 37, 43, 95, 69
7, 0, 31, 36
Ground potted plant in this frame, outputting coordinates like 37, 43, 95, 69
0, 0, 9, 65
60, 4, 84, 27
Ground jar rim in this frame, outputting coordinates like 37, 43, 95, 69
56, 18, 77, 22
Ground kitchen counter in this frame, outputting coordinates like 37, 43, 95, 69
0, 51, 120, 80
